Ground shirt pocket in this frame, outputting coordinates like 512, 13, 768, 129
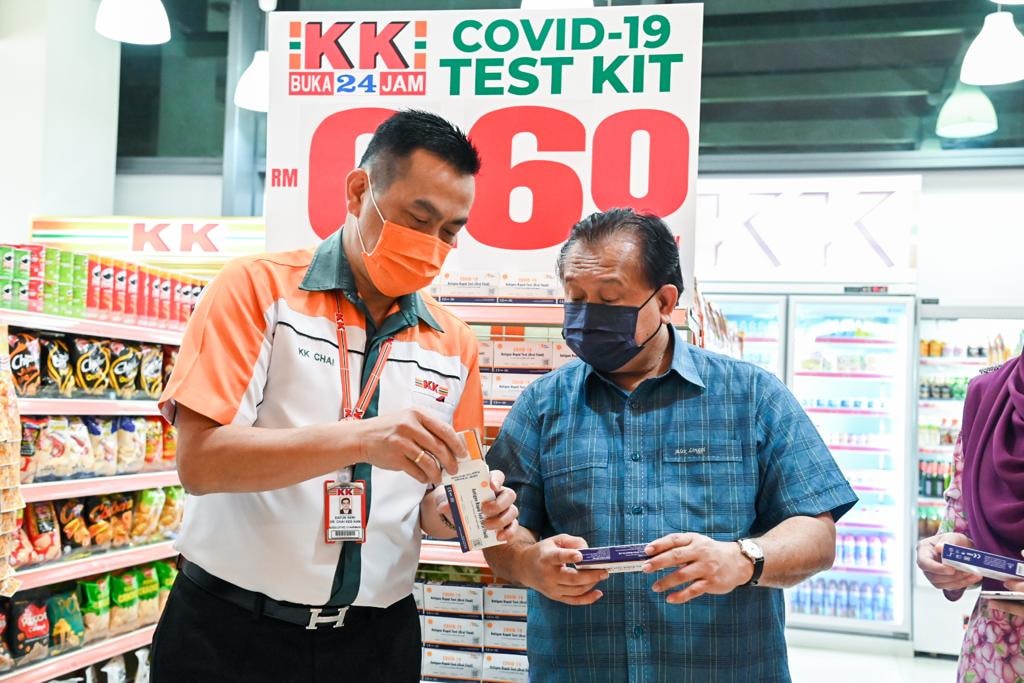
409, 391, 456, 424
541, 445, 610, 542
663, 438, 754, 540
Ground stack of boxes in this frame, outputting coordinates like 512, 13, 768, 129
416, 581, 528, 683
429, 271, 561, 305
477, 328, 578, 408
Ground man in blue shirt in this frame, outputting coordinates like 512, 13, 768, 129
484, 208, 858, 682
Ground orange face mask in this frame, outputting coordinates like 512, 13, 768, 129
356, 180, 452, 298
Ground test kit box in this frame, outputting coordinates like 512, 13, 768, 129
423, 615, 484, 649
484, 586, 528, 618
478, 340, 494, 370
487, 374, 537, 406
421, 648, 483, 681
413, 581, 424, 611
480, 373, 494, 403
431, 271, 499, 303
552, 342, 578, 369
942, 544, 1024, 581
443, 430, 503, 552
423, 583, 484, 617
482, 653, 530, 683
576, 544, 650, 573
484, 619, 527, 653
492, 341, 552, 372
497, 271, 560, 304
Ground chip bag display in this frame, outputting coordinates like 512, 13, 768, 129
69, 337, 110, 397
131, 489, 165, 545
9, 593, 50, 665
115, 417, 145, 475
34, 417, 72, 481
9, 511, 43, 570
137, 345, 163, 400
77, 575, 110, 643
142, 418, 164, 471
8, 332, 41, 397
67, 417, 93, 479
84, 417, 117, 477
84, 496, 114, 551
158, 486, 184, 538
47, 590, 85, 656
109, 494, 133, 549
133, 566, 160, 626
40, 336, 74, 398
108, 572, 139, 636
161, 423, 177, 470
19, 417, 43, 485
108, 341, 141, 400
0, 602, 14, 672
154, 560, 177, 614
162, 346, 177, 387
57, 498, 92, 557
25, 501, 62, 564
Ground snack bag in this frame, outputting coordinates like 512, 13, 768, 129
47, 590, 85, 656
162, 346, 177, 385
0, 464, 19, 489
57, 498, 92, 557
40, 336, 74, 398
142, 418, 164, 471
154, 561, 177, 614
108, 572, 139, 636
131, 489, 165, 545
133, 566, 160, 626
108, 494, 133, 549
9, 511, 43, 569
137, 345, 163, 400
35, 416, 72, 481
0, 366, 16, 445
69, 338, 110, 397
0, 602, 14, 672
8, 333, 41, 397
84, 417, 117, 477
9, 592, 50, 665
158, 486, 184, 538
77, 576, 110, 643
161, 423, 177, 470
108, 341, 141, 400
115, 417, 145, 475
84, 496, 113, 551
67, 417, 93, 479
25, 501, 62, 564
0, 488, 23, 515
18, 417, 43, 484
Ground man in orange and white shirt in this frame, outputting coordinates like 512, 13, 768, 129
151, 111, 518, 682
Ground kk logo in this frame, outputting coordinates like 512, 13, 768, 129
415, 377, 450, 403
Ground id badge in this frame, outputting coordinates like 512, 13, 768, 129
324, 479, 366, 544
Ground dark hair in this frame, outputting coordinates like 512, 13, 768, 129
359, 110, 480, 189
556, 208, 684, 294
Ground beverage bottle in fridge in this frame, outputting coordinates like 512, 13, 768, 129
928, 506, 943, 536
859, 583, 873, 620
836, 580, 850, 618
918, 460, 928, 496
917, 506, 928, 539
843, 535, 856, 567
868, 536, 882, 567
791, 583, 808, 614
880, 536, 891, 568
835, 535, 846, 565
872, 584, 886, 621
810, 579, 825, 615
824, 580, 838, 617
883, 586, 894, 622
855, 536, 868, 566
950, 418, 961, 442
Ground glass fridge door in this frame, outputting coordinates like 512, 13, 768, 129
784, 295, 915, 637
706, 294, 787, 380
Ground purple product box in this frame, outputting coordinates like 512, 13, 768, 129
942, 544, 1024, 582
575, 544, 650, 573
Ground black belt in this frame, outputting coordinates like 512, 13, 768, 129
179, 558, 389, 630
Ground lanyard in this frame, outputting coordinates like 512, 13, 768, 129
335, 292, 394, 420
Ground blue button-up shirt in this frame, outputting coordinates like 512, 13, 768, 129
487, 328, 858, 682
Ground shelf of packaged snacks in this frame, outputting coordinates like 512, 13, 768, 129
0, 308, 183, 346
21, 472, 180, 504
446, 303, 692, 327
0, 624, 157, 683
419, 540, 487, 569
484, 406, 510, 428
16, 542, 176, 592
919, 357, 992, 367
814, 337, 896, 346
17, 399, 161, 417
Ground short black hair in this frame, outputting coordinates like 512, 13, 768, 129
359, 110, 480, 189
556, 208, 684, 294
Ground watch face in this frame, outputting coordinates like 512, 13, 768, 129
741, 539, 765, 560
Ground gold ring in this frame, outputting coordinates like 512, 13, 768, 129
413, 450, 430, 465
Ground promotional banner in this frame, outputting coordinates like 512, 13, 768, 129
266, 6, 703, 305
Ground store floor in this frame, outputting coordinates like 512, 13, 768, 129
790, 647, 957, 681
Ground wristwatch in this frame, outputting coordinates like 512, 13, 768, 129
736, 538, 765, 587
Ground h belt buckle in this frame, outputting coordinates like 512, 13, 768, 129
306, 606, 349, 630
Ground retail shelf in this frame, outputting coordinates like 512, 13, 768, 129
918, 495, 945, 503
793, 371, 893, 380
805, 408, 890, 417
827, 445, 892, 453
22, 472, 180, 503
17, 399, 161, 416
814, 337, 896, 346
919, 357, 992, 367
484, 406, 510, 427
830, 565, 893, 576
447, 303, 691, 327
918, 446, 955, 455
0, 625, 156, 683
851, 485, 889, 494
1, 308, 183, 346
837, 521, 889, 531
17, 542, 177, 591
919, 400, 964, 408
786, 612, 899, 634
420, 540, 487, 568
741, 337, 779, 343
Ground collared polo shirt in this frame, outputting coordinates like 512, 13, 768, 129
160, 229, 483, 608
487, 327, 857, 682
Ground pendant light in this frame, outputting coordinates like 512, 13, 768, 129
234, 0, 277, 113
960, 10, 1024, 86
95, 0, 171, 45
936, 82, 998, 138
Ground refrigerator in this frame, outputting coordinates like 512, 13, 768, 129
707, 293, 916, 637
912, 310, 1024, 656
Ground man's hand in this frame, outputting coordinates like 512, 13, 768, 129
642, 533, 754, 604
480, 470, 519, 542
354, 409, 466, 485
985, 556, 1024, 617
520, 534, 608, 606
916, 533, 982, 592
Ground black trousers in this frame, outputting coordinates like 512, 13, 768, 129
151, 573, 422, 682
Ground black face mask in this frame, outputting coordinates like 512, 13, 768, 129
562, 290, 661, 373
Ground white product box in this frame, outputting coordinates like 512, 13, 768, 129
484, 619, 528, 652
497, 271, 560, 303
493, 341, 552, 372
423, 583, 484, 617
423, 615, 485, 649
482, 652, 530, 683
421, 648, 484, 681
484, 586, 528, 618
488, 374, 538, 406
478, 340, 494, 370
443, 430, 504, 553
413, 581, 424, 612
432, 271, 499, 302
551, 342, 577, 369
480, 373, 494, 402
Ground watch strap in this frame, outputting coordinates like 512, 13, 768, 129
737, 539, 764, 587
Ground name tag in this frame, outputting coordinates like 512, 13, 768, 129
324, 480, 366, 544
